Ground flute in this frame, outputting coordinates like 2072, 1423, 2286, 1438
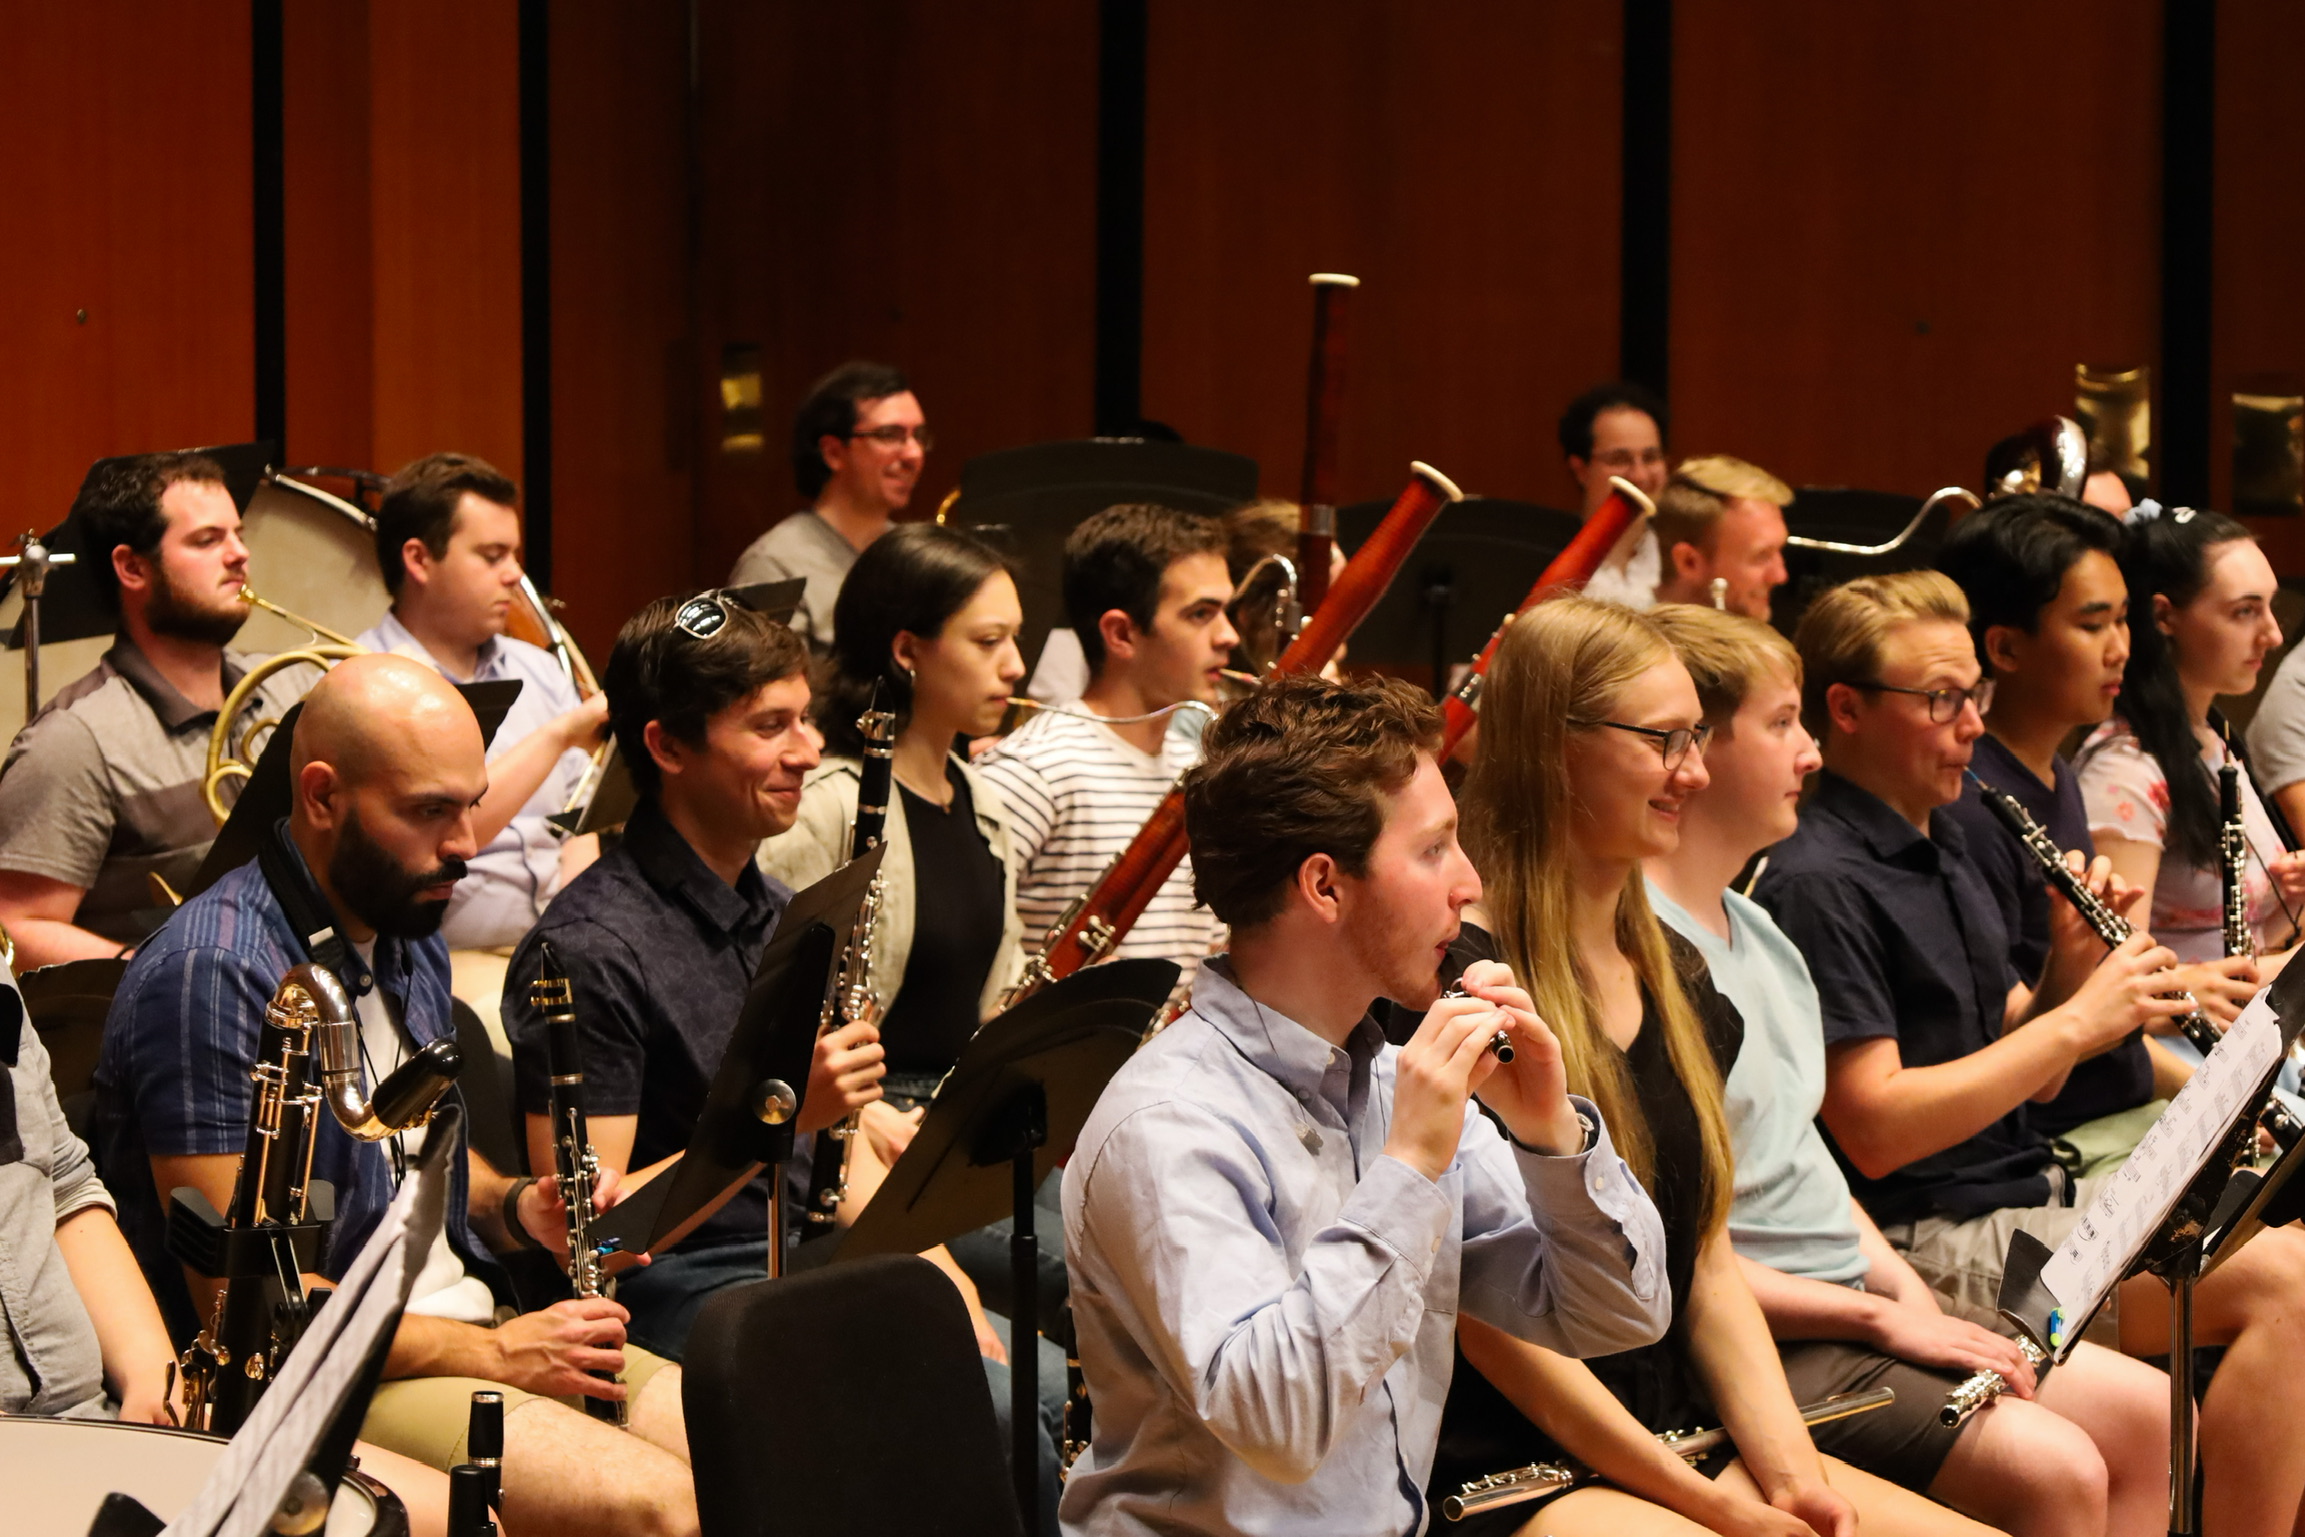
1936, 1333, 2048, 1428
1442, 1388, 1895, 1522
1439, 978, 1514, 1062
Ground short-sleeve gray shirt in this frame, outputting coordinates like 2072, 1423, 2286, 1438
727, 509, 859, 657
0, 640, 317, 945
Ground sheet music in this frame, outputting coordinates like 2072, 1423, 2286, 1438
2036, 989, 2282, 1350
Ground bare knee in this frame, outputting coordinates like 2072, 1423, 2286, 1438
1933, 1400, 2108, 1537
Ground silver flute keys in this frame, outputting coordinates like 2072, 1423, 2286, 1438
1439, 979, 1514, 1063
1938, 1334, 2048, 1428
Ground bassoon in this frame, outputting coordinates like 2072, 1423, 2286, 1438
1296, 273, 1360, 616
1438, 475, 1654, 757
1003, 462, 1463, 1001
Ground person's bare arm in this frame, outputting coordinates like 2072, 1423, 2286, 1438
1824, 930, 2184, 1176
2094, 834, 2162, 931
0, 869, 124, 965
53, 1206, 178, 1423
470, 695, 608, 846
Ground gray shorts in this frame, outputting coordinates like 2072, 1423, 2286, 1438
1875, 1174, 2120, 1348
1777, 1340, 1968, 1494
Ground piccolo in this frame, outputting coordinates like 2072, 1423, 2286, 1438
1439, 978, 1514, 1063
1937, 1333, 2048, 1428
1442, 1387, 1895, 1522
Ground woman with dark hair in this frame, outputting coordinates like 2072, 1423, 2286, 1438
2074, 506, 2305, 970
1419, 597, 1994, 1537
763, 521, 1030, 1102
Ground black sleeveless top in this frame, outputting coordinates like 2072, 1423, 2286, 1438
1411, 924, 1745, 1531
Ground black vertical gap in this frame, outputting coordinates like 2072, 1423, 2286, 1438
2160, 0, 2215, 505
519, 0, 554, 588
1619, 0, 1672, 397
1094, 0, 1147, 435
252, 0, 286, 455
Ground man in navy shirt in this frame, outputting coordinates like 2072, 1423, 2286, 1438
503, 591, 885, 1358
1757, 570, 2305, 1537
97, 655, 702, 1535
1937, 496, 2246, 1146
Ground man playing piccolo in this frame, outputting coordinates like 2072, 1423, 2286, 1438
1060, 673, 1668, 1536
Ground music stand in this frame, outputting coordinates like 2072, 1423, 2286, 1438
587, 847, 884, 1273
834, 958, 1179, 1537
1988, 960, 2305, 1537
89, 1104, 461, 1537
1335, 497, 1579, 686
185, 681, 523, 898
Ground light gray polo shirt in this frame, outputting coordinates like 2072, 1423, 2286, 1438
0, 640, 317, 945
728, 508, 859, 657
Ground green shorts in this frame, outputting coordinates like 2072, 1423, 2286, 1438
358, 1344, 675, 1470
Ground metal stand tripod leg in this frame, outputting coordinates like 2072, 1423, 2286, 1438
2169, 1267, 2199, 1537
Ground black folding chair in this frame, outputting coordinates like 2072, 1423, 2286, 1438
684, 1254, 1024, 1537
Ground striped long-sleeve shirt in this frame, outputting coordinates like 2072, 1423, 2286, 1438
977, 707, 1220, 987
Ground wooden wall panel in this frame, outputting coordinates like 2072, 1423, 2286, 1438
1669, 0, 2161, 498
2215, 0, 2305, 569
546, 4, 694, 657
282, 0, 375, 473
1141, 0, 1623, 512
366, 0, 524, 483
689, 0, 1099, 585
0, 4, 253, 528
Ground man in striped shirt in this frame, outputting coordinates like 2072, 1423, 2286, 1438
980, 504, 1239, 985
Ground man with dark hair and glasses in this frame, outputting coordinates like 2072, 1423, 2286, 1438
501, 590, 885, 1359
1557, 380, 1671, 608
729, 359, 930, 657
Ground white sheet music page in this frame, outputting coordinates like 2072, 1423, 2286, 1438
2036, 989, 2281, 1354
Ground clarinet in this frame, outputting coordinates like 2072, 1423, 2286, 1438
2222, 758, 2254, 961
174, 963, 461, 1433
448, 1390, 505, 1537
804, 686, 896, 1230
1442, 1388, 1896, 1522
533, 943, 626, 1423
1966, 771, 2224, 1057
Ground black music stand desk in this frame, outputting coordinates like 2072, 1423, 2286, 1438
588, 846, 883, 1271
833, 958, 1178, 1537
1989, 959, 2305, 1537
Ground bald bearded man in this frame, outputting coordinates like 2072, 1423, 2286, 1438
95, 655, 701, 1537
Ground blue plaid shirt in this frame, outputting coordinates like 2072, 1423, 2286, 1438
93, 840, 494, 1341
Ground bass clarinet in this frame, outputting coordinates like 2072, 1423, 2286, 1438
804, 684, 896, 1230
533, 942, 627, 1423
173, 963, 461, 1433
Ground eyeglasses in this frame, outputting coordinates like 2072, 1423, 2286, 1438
675, 593, 732, 639
848, 424, 934, 451
1852, 678, 1995, 723
1571, 718, 1712, 770
1590, 446, 1667, 471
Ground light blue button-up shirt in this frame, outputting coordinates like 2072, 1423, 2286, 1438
357, 610, 589, 948
1061, 958, 1669, 1537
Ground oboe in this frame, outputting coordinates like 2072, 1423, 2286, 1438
174, 963, 461, 1433
1442, 1388, 1895, 1522
1936, 1333, 2049, 1429
804, 685, 895, 1230
1966, 771, 2223, 1057
2221, 757, 2253, 961
533, 942, 626, 1423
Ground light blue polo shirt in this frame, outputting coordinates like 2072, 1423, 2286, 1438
1650, 881, 1870, 1286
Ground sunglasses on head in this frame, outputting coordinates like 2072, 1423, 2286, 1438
674, 590, 749, 640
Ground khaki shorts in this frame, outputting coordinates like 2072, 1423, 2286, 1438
359, 1343, 676, 1470
1876, 1173, 2120, 1349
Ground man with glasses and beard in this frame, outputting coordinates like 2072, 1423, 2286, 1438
0, 452, 321, 968
96, 654, 708, 1535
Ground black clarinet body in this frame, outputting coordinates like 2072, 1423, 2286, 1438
804, 687, 896, 1230
534, 942, 627, 1424
2222, 759, 2253, 961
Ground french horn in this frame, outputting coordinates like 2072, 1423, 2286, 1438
202, 587, 366, 826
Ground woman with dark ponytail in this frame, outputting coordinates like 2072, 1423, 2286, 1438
2074, 505, 2305, 972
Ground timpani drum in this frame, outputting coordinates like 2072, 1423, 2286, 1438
0, 1415, 404, 1536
